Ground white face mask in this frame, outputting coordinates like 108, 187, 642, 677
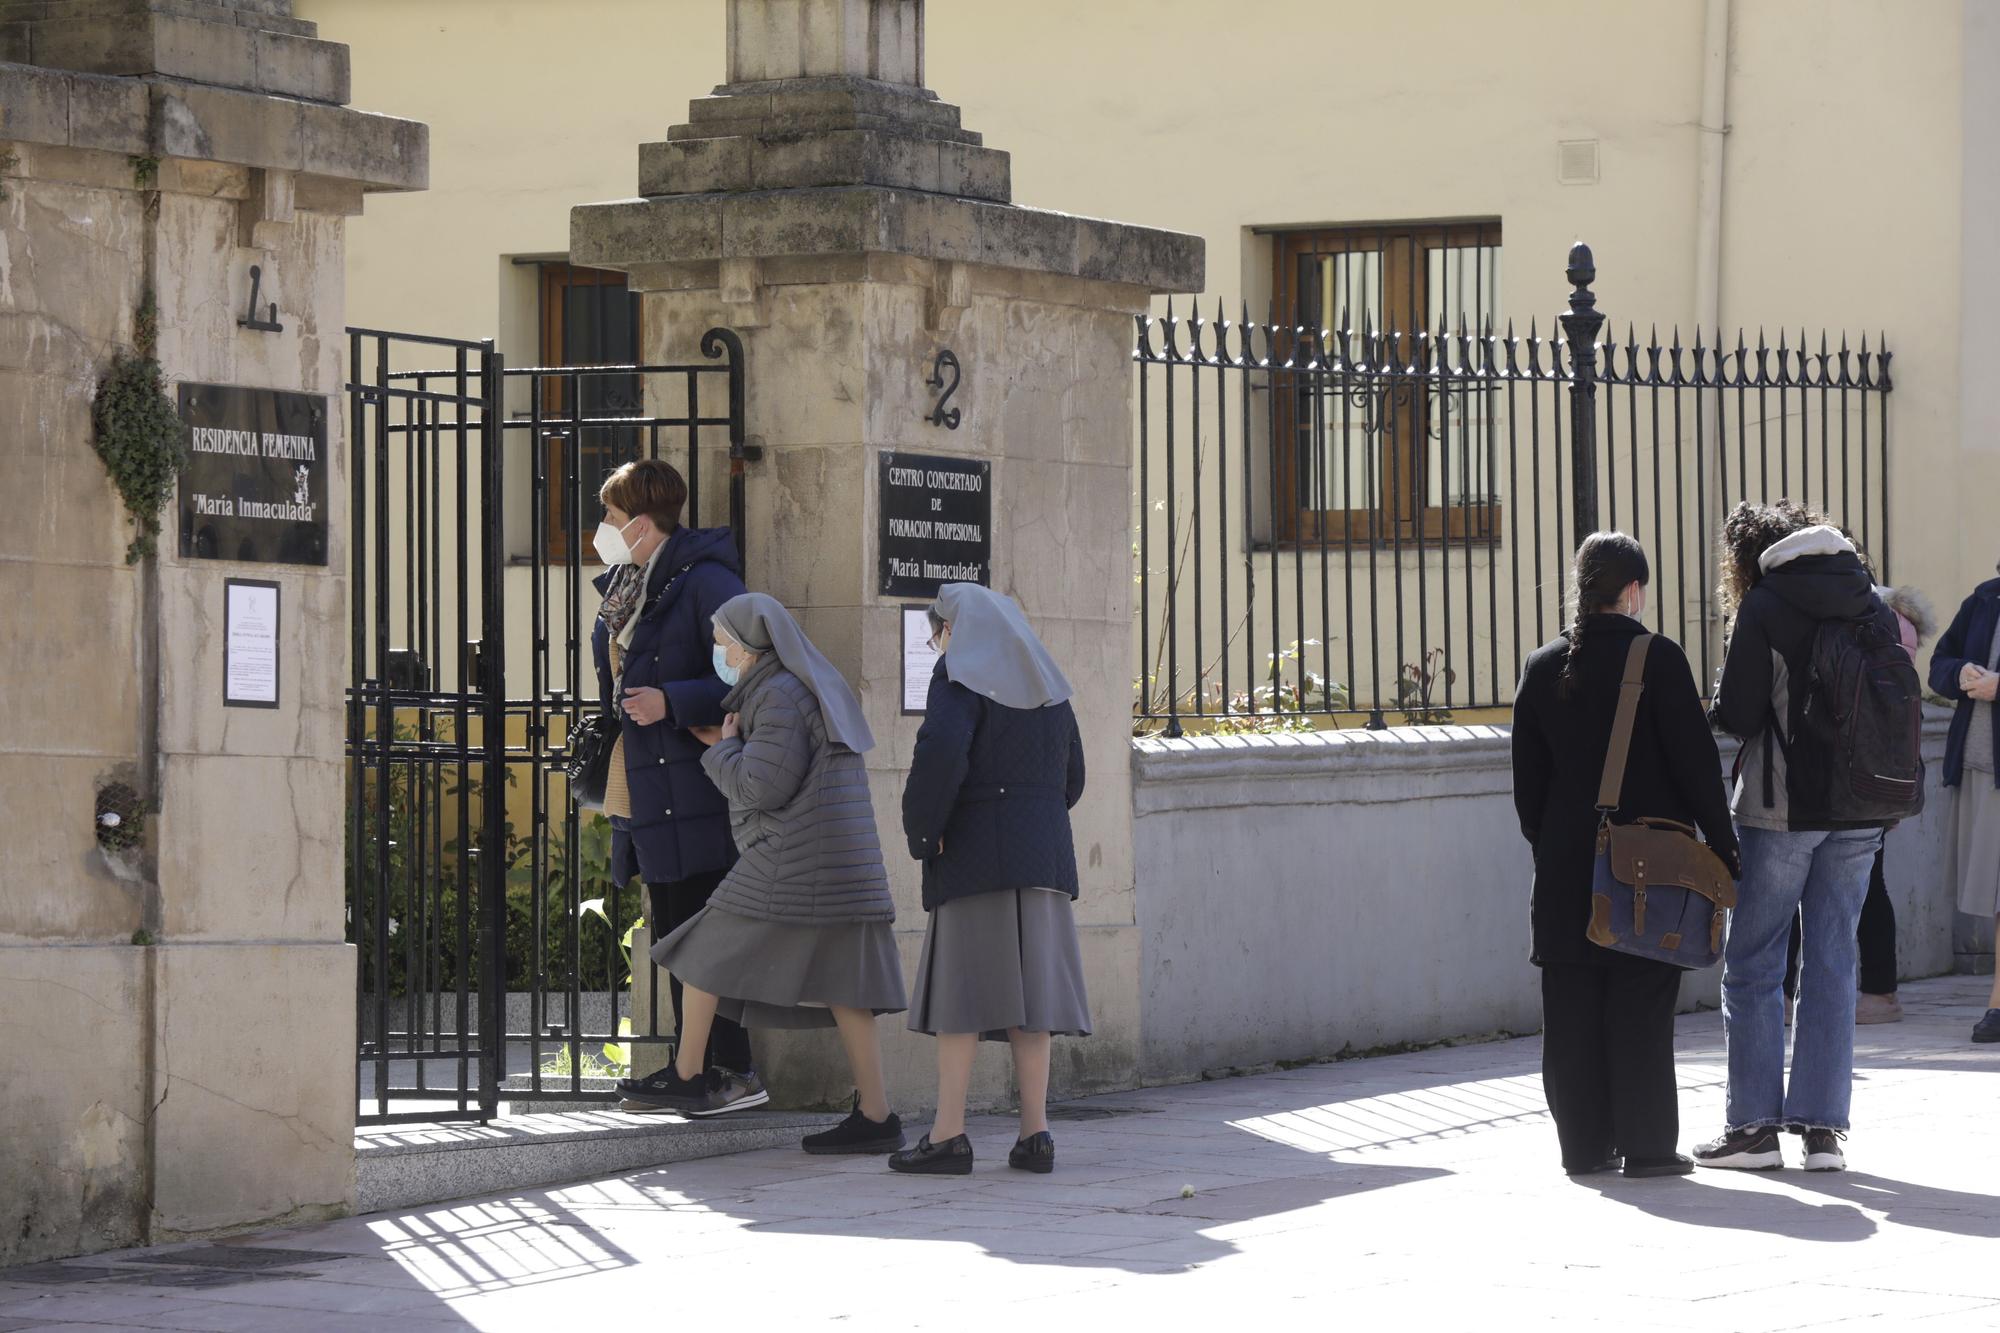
594, 516, 642, 566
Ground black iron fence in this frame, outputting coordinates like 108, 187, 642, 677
1133, 243, 1892, 734
345, 326, 749, 1124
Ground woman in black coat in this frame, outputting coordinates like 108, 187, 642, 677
1512, 532, 1739, 1178
890, 584, 1090, 1176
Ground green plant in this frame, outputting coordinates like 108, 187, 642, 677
1133, 639, 1348, 737
1397, 649, 1456, 726
129, 154, 160, 190
91, 350, 185, 562
130, 928, 155, 947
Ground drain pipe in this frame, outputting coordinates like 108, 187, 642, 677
1694, 0, 1730, 356
1694, 0, 1731, 663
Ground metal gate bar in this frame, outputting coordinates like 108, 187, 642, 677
345, 325, 746, 1123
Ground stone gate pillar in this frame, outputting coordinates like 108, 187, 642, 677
0, 1, 423, 1262
573, 0, 1200, 1107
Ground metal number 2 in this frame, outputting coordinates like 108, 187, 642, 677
926, 349, 961, 430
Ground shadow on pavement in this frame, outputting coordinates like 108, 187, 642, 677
1572, 1174, 1879, 1243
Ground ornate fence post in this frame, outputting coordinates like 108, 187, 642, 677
1560, 242, 1605, 542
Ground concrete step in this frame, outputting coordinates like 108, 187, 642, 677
354, 1107, 831, 1214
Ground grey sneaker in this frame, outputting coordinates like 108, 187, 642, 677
703, 1067, 771, 1116
1802, 1128, 1847, 1172
1973, 1009, 2000, 1044
1694, 1126, 1784, 1171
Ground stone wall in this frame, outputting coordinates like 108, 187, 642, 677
1132, 715, 1965, 1083
0, 1, 424, 1266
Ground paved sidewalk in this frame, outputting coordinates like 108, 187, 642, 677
4, 974, 1996, 1331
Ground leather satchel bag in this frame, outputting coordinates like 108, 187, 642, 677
1587, 634, 1738, 970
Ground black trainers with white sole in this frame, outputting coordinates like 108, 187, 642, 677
1801, 1128, 1847, 1172
619, 1067, 722, 1116
1693, 1126, 1785, 1170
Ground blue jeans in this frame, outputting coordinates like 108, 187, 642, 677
1721, 825, 1884, 1133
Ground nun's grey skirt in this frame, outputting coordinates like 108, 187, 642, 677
652, 906, 907, 1029
1956, 774, 2000, 919
908, 887, 1092, 1042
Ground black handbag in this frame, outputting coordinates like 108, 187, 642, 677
565, 709, 620, 811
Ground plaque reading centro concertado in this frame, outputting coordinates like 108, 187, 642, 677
178, 383, 329, 566
878, 451, 991, 598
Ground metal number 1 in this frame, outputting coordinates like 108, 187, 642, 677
239, 264, 283, 333
926, 349, 961, 429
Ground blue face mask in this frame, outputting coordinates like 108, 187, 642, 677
713, 644, 739, 687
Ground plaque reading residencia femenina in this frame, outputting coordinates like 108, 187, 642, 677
177, 384, 330, 566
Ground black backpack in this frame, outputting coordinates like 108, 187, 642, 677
1781, 609, 1925, 824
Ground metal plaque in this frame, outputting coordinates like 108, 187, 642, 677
878, 451, 990, 598
178, 383, 329, 566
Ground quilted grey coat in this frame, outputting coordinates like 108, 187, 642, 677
700, 657, 895, 924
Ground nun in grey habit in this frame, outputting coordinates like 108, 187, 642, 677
641, 593, 909, 1153
891, 583, 1091, 1176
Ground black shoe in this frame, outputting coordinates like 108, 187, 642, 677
1008, 1131, 1055, 1174
888, 1133, 973, 1175
1623, 1154, 1696, 1179
1801, 1128, 1847, 1172
1693, 1127, 1785, 1171
1564, 1156, 1622, 1177
1973, 1009, 2000, 1044
619, 1066, 720, 1116
801, 1098, 905, 1156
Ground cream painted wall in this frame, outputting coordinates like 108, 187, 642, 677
300, 0, 1980, 647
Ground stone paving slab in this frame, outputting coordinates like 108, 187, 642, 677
2, 974, 1995, 1330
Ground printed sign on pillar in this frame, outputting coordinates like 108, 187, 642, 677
878, 451, 991, 598
177, 384, 329, 566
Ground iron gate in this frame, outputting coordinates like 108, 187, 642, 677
346, 325, 748, 1125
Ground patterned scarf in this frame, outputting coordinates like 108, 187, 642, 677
597, 562, 647, 688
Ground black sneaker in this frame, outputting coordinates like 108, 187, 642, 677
1623, 1153, 1696, 1179
1563, 1156, 1622, 1177
1973, 1009, 2000, 1044
801, 1098, 905, 1155
1008, 1131, 1055, 1174
887, 1133, 973, 1175
1802, 1128, 1847, 1172
705, 1068, 771, 1116
1693, 1127, 1785, 1171
617, 1063, 689, 1102
619, 1066, 720, 1116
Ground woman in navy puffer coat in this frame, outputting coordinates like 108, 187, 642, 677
586, 460, 760, 1109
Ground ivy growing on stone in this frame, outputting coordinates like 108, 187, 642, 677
91, 319, 186, 563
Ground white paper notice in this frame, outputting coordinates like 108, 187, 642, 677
902, 606, 942, 713
225, 581, 280, 707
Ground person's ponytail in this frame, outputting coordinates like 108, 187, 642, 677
1557, 532, 1651, 701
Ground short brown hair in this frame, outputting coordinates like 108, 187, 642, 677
599, 459, 686, 531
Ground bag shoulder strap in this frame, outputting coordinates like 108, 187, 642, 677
1596, 634, 1655, 813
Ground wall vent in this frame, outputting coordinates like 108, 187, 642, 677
1558, 139, 1600, 186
